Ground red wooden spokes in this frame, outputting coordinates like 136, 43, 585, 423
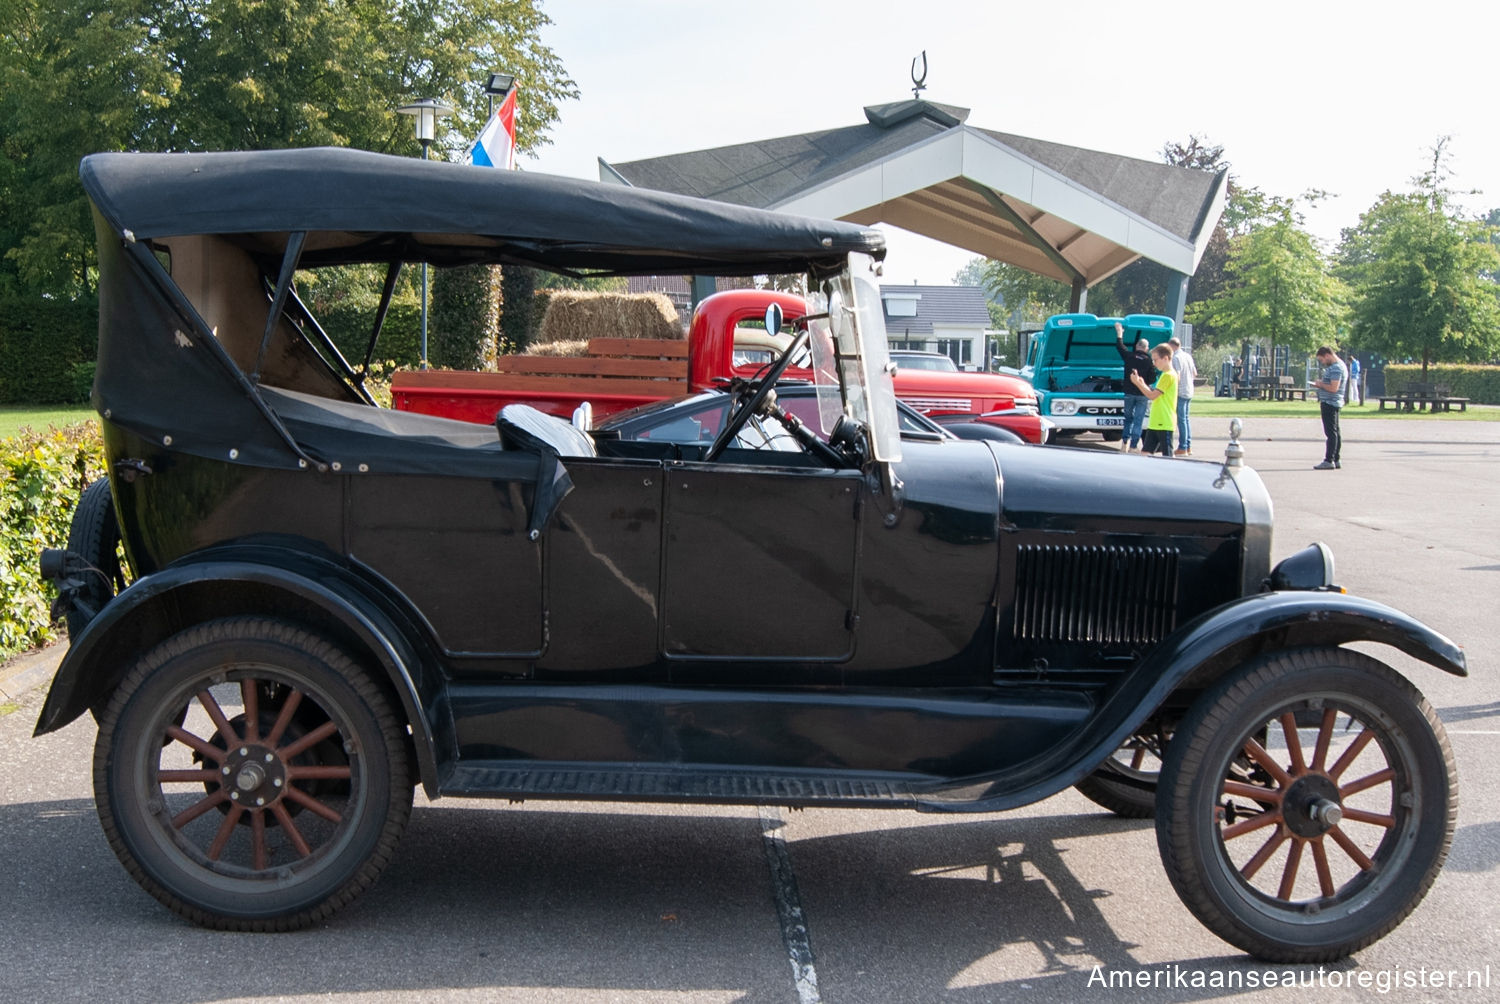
156, 677, 351, 871
1217, 707, 1396, 903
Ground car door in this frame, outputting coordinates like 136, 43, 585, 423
660, 459, 864, 664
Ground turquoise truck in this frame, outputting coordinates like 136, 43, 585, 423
1010, 312, 1174, 441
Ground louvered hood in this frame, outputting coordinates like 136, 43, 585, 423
985, 442, 1271, 679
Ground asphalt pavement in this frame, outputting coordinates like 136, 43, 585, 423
2, 412, 1496, 1003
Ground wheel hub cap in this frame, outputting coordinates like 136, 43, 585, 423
1281, 773, 1342, 838
222, 744, 287, 807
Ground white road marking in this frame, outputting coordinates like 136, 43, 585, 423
759, 807, 821, 1004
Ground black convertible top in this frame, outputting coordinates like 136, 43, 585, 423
80, 147, 885, 275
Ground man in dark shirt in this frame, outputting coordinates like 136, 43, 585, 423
1115, 322, 1155, 452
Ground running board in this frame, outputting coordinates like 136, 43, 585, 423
439, 762, 930, 808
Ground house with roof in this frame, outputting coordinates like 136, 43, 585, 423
881, 284, 996, 370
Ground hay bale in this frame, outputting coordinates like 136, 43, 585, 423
535, 290, 681, 346
520, 339, 590, 358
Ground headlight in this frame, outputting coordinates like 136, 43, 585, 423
1269, 542, 1336, 590
1051, 399, 1078, 416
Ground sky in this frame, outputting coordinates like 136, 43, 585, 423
525, 0, 1498, 287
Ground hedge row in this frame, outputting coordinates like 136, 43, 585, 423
0, 422, 105, 657
1381, 365, 1500, 405
0, 295, 98, 404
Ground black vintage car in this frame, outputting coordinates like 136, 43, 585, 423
38, 148, 1464, 961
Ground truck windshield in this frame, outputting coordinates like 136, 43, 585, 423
1056, 330, 1121, 363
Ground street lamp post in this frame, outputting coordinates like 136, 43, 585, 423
483, 72, 514, 118
397, 98, 454, 370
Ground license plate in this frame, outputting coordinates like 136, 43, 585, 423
1096, 417, 1124, 427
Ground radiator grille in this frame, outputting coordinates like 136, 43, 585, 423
1013, 544, 1179, 645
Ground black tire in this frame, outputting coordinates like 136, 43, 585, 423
1101, 430, 1123, 442
1076, 735, 1163, 818
1156, 648, 1456, 962
93, 617, 413, 930
65, 477, 125, 638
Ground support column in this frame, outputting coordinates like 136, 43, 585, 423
1069, 277, 1088, 313
690, 275, 716, 310
1164, 272, 1190, 326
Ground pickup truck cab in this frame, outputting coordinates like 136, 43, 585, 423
393, 289, 1051, 444
1012, 313, 1172, 440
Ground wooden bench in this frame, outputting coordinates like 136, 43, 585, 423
1233, 376, 1308, 401
1376, 382, 1470, 413
1269, 376, 1309, 402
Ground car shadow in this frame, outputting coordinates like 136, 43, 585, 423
0, 798, 1419, 1002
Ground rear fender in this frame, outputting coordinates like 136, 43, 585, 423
33, 550, 450, 797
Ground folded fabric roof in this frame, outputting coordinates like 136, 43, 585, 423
80, 147, 885, 276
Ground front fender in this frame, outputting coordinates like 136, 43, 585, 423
33, 549, 450, 797
921, 590, 1464, 812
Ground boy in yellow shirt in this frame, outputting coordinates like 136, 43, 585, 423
1128, 344, 1178, 457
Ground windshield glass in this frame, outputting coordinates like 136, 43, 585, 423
846, 255, 901, 462
809, 255, 900, 463
805, 294, 842, 439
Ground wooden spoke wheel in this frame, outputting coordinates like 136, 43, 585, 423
93, 618, 412, 930
1157, 648, 1456, 962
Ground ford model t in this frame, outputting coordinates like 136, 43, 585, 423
38, 148, 1463, 961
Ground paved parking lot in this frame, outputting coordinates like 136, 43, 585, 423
2, 414, 1496, 1002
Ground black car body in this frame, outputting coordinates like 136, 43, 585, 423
38, 148, 1464, 960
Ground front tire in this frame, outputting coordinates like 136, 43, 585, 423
93, 617, 413, 930
1157, 648, 1456, 962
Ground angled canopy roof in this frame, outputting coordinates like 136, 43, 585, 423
603, 100, 1226, 286
80, 147, 885, 276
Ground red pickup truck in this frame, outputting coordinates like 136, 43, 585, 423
392, 289, 1049, 443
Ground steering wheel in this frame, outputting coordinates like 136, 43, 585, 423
706, 327, 811, 462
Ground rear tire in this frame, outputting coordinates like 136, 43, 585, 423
1076, 734, 1163, 818
65, 477, 124, 639
93, 617, 413, 930
1157, 648, 1455, 961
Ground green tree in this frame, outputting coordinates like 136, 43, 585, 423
0, 1, 179, 295
163, 0, 576, 158
1190, 197, 1348, 369
0, 0, 577, 299
1338, 193, 1500, 377
973, 261, 1070, 328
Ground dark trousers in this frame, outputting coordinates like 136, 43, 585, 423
1142, 428, 1174, 456
1320, 403, 1341, 462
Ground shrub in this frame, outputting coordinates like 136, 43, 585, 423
500, 265, 539, 351
1382, 364, 1500, 405
0, 294, 98, 404
430, 264, 500, 369
0, 422, 106, 657
69, 361, 96, 403
319, 299, 422, 370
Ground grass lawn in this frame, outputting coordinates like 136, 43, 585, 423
0, 404, 98, 440
1191, 396, 1498, 421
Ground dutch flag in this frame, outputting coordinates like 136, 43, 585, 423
466, 88, 517, 169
